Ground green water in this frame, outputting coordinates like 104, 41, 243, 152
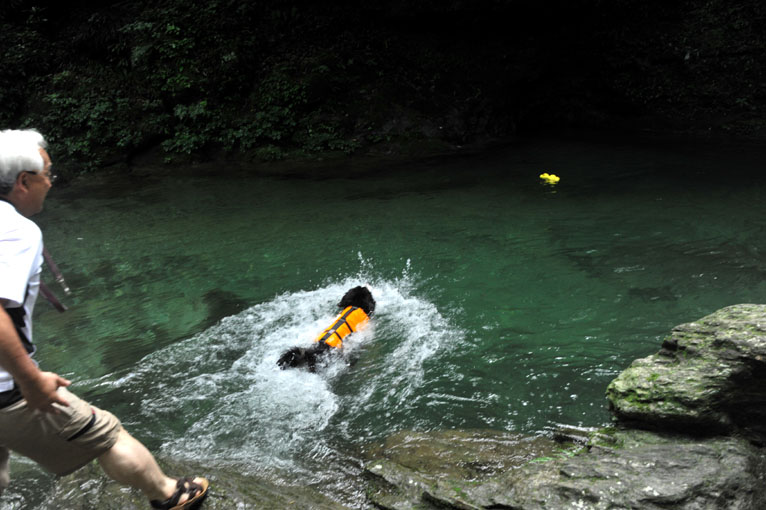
4, 135, 766, 508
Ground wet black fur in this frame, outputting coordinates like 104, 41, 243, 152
277, 286, 375, 372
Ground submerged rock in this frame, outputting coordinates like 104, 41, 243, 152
606, 304, 766, 442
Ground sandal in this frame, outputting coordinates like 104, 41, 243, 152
150, 477, 209, 510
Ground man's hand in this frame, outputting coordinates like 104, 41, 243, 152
1, 305, 71, 412
17, 371, 71, 413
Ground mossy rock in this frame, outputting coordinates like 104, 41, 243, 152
606, 304, 766, 441
473, 428, 766, 510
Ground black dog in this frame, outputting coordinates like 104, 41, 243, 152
277, 286, 376, 372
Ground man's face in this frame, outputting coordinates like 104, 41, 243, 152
20, 148, 53, 216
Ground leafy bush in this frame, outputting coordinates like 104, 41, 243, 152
2, 0, 764, 174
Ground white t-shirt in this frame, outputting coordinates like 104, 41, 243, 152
0, 200, 42, 391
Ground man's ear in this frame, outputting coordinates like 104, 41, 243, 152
15, 171, 29, 192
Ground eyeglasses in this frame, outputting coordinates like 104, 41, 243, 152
25, 170, 58, 183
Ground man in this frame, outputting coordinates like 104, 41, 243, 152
0, 129, 209, 510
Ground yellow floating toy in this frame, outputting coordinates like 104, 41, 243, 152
539, 172, 560, 185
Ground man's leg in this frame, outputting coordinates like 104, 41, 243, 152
97, 429, 202, 504
0, 446, 9, 495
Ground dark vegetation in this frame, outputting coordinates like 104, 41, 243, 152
1, 0, 764, 175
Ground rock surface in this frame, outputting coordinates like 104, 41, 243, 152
364, 427, 766, 509
363, 429, 564, 509
606, 304, 766, 442
51, 458, 353, 510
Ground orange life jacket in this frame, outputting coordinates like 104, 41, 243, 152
314, 306, 370, 349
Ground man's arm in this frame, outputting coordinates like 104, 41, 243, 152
0, 301, 70, 412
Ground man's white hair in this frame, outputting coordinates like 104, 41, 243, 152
0, 129, 48, 194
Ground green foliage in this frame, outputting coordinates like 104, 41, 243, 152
250, 63, 308, 143
30, 1, 365, 168
161, 101, 213, 156
0, 10, 50, 127
27, 67, 169, 172
2, 0, 765, 173
120, 19, 200, 98
252, 145, 284, 162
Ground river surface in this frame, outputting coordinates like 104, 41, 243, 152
3, 135, 766, 508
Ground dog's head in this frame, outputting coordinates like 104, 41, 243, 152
338, 286, 376, 316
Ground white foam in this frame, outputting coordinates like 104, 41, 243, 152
114, 263, 465, 479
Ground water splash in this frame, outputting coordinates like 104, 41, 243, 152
104, 265, 465, 489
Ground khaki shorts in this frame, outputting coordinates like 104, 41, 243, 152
0, 386, 122, 477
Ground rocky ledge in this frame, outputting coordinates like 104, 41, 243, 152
607, 303, 766, 443
363, 304, 766, 509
